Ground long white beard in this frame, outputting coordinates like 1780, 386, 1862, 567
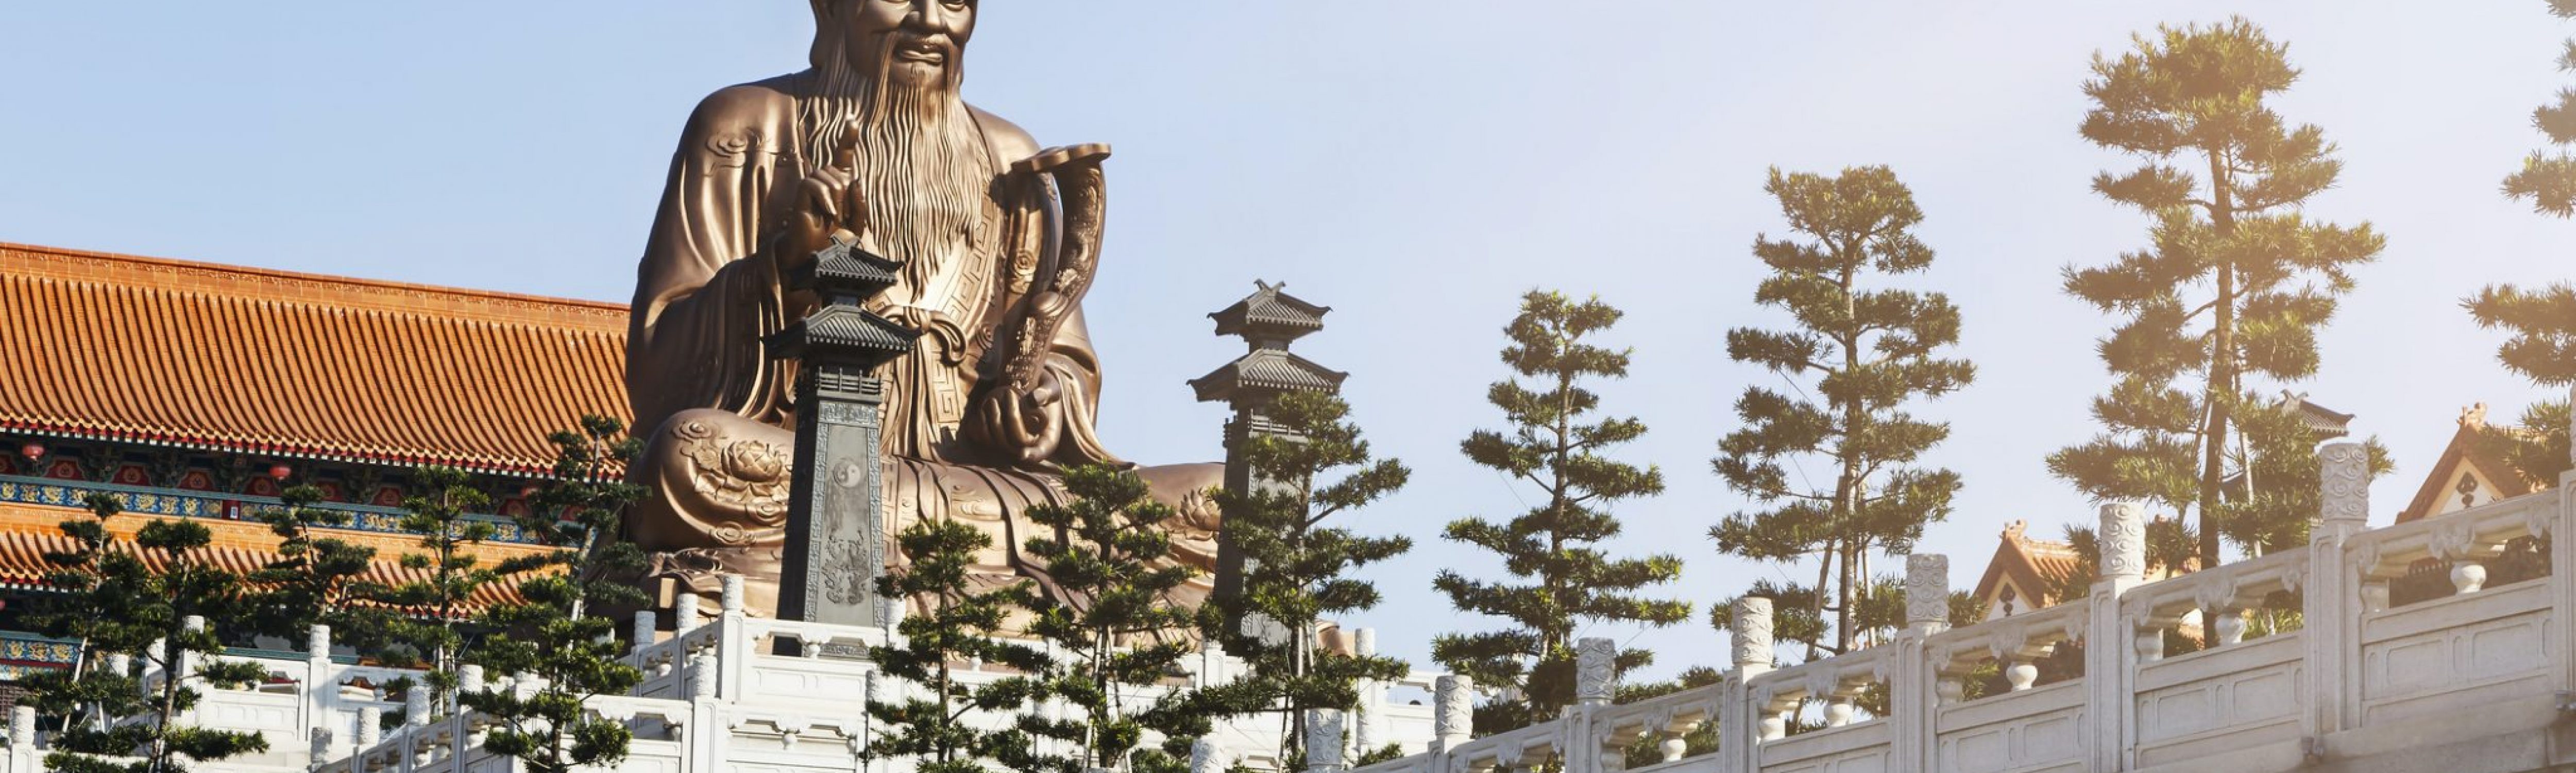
797, 38, 993, 294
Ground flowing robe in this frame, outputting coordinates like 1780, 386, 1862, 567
622, 73, 1218, 617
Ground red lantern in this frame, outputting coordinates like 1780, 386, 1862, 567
17, 440, 41, 461
268, 462, 293, 481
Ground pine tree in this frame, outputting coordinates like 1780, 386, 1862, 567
1710, 166, 1975, 657
247, 485, 393, 656
2468, 0, 2576, 481
460, 417, 650, 772
1010, 464, 1218, 773
369, 466, 511, 719
1211, 390, 1413, 760
23, 494, 272, 773
1433, 291, 1690, 730
2050, 18, 2385, 568
865, 518, 1052, 773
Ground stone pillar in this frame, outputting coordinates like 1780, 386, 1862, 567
1191, 282, 1344, 636
357, 706, 381, 749
1433, 675, 1473, 753
1352, 628, 1381, 754
675, 591, 703, 633
771, 235, 918, 627
689, 653, 719, 700
633, 610, 657, 652
1725, 597, 1775, 773
10, 704, 33, 747
1575, 637, 1617, 708
1305, 709, 1347, 773
1191, 736, 1225, 773
2308, 442, 2370, 741
178, 615, 205, 685
405, 683, 432, 726
2088, 501, 2150, 773
459, 664, 486, 696
2559, 385, 2576, 720
308, 624, 331, 660
1894, 554, 1946, 771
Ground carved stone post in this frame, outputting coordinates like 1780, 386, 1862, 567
1353, 628, 1381, 754
1306, 709, 1347, 773
2560, 385, 2576, 711
1191, 737, 1226, 773
2308, 441, 2369, 747
1575, 637, 1617, 707
770, 234, 920, 627
675, 591, 703, 634
632, 610, 657, 653
357, 706, 381, 749
1726, 597, 1774, 773
1192, 282, 1345, 638
10, 704, 33, 748
405, 684, 432, 727
1894, 554, 1947, 771
1433, 675, 1473, 753
2088, 501, 2150, 772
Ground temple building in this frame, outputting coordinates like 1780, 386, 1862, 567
0, 241, 620, 680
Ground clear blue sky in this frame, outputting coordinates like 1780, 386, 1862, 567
3, 3, 2567, 678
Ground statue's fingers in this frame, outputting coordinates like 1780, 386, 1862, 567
834, 126, 861, 171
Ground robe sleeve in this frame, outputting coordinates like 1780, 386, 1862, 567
626, 85, 803, 436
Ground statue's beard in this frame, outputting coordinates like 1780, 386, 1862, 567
798, 33, 991, 295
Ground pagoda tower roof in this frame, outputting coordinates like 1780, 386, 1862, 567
1210, 280, 1331, 342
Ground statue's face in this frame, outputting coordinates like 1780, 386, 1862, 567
824, 0, 977, 88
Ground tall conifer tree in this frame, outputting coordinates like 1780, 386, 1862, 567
2468, 0, 2576, 479
1212, 390, 1412, 760
865, 519, 1050, 773
1433, 291, 1690, 730
1709, 166, 1974, 656
2049, 18, 2385, 568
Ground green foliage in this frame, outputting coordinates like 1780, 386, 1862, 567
23, 494, 272, 772
1434, 291, 1690, 729
2469, 400, 2574, 489
1707, 578, 1904, 666
246, 485, 396, 659
864, 517, 1053, 773
1710, 166, 1974, 657
362, 465, 509, 702
1009, 465, 1216, 773
458, 416, 650, 773
2505, 0, 2576, 215
2053, 18, 2385, 568
1211, 390, 1414, 759
1614, 667, 1725, 767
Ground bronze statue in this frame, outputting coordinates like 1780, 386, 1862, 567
625, 0, 1220, 618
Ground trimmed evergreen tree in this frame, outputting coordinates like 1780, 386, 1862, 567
248, 484, 393, 655
364, 466, 508, 720
2468, 0, 2576, 481
2050, 18, 2385, 568
1010, 464, 1218, 773
1433, 291, 1690, 731
865, 517, 1052, 773
1211, 390, 1413, 760
1710, 166, 1975, 657
24, 494, 272, 773
460, 417, 650, 772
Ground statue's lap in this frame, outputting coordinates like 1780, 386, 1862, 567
628, 408, 1221, 618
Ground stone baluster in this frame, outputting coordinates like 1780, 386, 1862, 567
308, 624, 331, 661
2308, 441, 2370, 741
633, 610, 657, 654
1305, 709, 1347, 773
689, 653, 719, 700
358, 706, 382, 749
1575, 637, 1616, 708
2089, 501, 2151, 773
10, 704, 33, 748
2557, 384, 2576, 705
178, 615, 205, 685
1433, 675, 1472, 753
721, 574, 746, 614
459, 664, 485, 696
675, 591, 703, 634
405, 683, 432, 727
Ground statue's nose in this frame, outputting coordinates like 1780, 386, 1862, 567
910, 0, 966, 35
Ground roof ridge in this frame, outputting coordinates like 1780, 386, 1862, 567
0, 242, 630, 326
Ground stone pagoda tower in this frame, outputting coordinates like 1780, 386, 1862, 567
767, 233, 921, 628
1189, 281, 1349, 636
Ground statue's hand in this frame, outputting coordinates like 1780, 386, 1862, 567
965, 367, 1067, 468
774, 126, 870, 278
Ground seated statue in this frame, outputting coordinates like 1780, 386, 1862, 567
623, 0, 1219, 619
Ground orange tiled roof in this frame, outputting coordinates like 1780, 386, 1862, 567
0, 500, 538, 614
0, 243, 630, 476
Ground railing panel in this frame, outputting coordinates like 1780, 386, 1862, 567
2358, 577, 2554, 728
1757, 719, 1889, 773
2130, 632, 2302, 767
1933, 680, 2083, 773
